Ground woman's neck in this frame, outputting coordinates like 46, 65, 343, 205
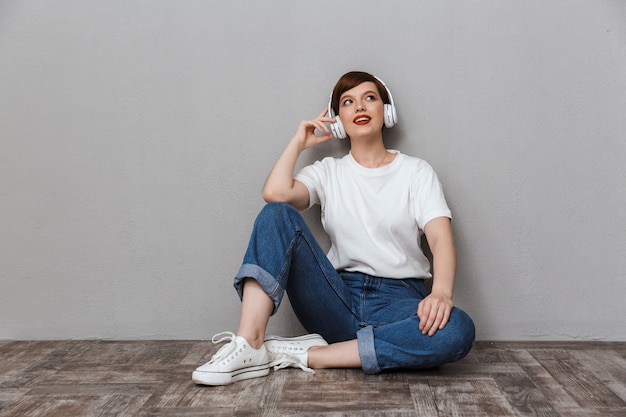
350, 139, 393, 168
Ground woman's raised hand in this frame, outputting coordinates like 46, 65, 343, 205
262, 109, 335, 208
293, 108, 336, 150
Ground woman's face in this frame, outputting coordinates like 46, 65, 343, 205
337, 81, 385, 138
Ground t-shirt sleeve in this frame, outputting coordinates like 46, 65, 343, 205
294, 160, 327, 209
410, 163, 452, 230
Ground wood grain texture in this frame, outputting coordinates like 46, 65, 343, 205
0, 340, 624, 416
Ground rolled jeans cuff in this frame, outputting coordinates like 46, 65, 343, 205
234, 263, 283, 315
357, 325, 381, 374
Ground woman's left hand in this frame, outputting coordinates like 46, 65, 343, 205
417, 290, 453, 336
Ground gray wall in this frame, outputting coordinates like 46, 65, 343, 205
1, 0, 625, 341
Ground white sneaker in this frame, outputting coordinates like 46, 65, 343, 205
264, 334, 328, 373
192, 332, 270, 386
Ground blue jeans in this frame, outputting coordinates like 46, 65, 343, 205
234, 203, 475, 374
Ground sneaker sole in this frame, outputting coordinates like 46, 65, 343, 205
192, 363, 270, 386
264, 334, 328, 345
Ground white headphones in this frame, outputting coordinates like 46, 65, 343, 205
327, 76, 398, 139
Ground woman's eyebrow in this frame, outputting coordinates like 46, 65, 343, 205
340, 90, 379, 101
340, 93, 354, 101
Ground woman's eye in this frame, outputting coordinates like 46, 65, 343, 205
366, 95, 376, 101
342, 99, 353, 106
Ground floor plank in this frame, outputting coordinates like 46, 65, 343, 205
0, 340, 624, 416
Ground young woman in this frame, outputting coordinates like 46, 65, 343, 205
193, 71, 475, 386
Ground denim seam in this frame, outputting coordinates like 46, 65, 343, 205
273, 229, 301, 299
297, 230, 357, 317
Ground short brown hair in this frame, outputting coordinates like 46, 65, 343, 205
330, 71, 390, 115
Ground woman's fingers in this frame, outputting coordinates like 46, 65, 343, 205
418, 296, 453, 336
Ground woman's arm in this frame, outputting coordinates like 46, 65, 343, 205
262, 109, 334, 211
418, 216, 456, 336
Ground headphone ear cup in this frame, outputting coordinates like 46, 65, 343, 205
384, 104, 397, 128
330, 116, 347, 139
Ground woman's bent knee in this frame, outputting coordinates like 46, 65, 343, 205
260, 201, 296, 215
447, 308, 476, 360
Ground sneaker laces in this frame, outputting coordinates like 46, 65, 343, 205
207, 332, 238, 364
270, 353, 315, 374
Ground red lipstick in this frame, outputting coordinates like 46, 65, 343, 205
353, 115, 371, 125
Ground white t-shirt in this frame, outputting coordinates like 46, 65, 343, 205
295, 150, 451, 279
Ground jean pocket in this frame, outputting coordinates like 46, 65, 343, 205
397, 278, 428, 298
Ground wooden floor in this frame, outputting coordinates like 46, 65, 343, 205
0, 340, 624, 417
